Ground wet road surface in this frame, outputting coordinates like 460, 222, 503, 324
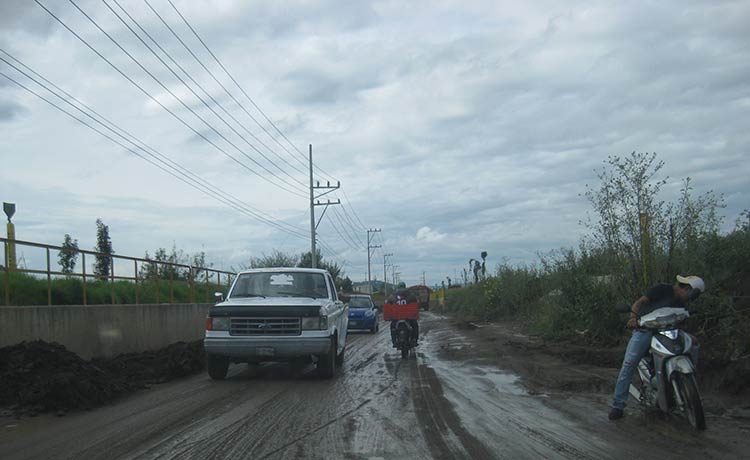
1, 313, 747, 459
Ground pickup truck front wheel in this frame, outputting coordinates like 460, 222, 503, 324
317, 336, 337, 379
207, 355, 229, 380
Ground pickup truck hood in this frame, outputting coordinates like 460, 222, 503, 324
209, 297, 333, 318
216, 297, 330, 308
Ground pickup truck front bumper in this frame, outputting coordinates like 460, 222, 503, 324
204, 337, 331, 359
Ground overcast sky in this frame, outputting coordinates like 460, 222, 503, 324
1, 0, 748, 287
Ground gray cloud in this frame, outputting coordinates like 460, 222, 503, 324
1, 0, 748, 286
0, 99, 25, 122
0, 0, 57, 37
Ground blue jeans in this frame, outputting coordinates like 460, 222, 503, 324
612, 329, 653, 410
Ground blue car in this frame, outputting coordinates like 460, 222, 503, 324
346, 294, 379, 333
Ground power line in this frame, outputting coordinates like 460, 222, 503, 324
66, 0, 305, 196
342, 188, 368, 230
330, 206, 364, 249
153, 0, 375, 239
0, 52, 308, 240
107, 0, 307, 189
326, 209, 361, 251
35, 0, 306, 198
337, 201, 367, 240
149, 0, 311, 174
164, 0, 338, 183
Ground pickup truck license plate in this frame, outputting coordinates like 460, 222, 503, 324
256, 347, 275, 356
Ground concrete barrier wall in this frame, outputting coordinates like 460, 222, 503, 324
0, 304, 212, 359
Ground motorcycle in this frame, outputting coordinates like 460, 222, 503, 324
392, 320, 416, 359
384, 292, 420, 359
616, 303, 706, 430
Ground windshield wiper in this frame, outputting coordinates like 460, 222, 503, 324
232, 293, 266, 298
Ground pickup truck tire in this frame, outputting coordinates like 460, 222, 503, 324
317, 336, 337, 379
207, 355, 229, 380
335, 344, 345, 366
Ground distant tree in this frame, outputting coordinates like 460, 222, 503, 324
191, 250, 213, 281
340, 276, 353, 292
298, 249, 344, 289
166, 245, 187, 280
139, 245, 192, 281
139, 251, 158, 280
298, 249, 341, 277
584, 152, 724, 290
248, 250, 299, 269
737, 209, 750, 232
94, 218, 114, 280
58, 234, 79, 275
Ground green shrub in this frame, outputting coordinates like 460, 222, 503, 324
0, 272, 227, 306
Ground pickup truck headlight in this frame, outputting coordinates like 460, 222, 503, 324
302, 316, 328, 330
206, 317, 230, 331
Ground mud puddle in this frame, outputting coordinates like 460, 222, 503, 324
418, 312, 750, 459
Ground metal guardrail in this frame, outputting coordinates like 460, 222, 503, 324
2, 237, 235, 306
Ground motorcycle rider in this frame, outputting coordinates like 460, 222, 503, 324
609, 275, 705, 420
388, 283, 420, 347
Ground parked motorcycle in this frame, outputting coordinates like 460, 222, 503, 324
616, 303, 706, 430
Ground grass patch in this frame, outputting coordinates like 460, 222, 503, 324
0, 272, 228, 306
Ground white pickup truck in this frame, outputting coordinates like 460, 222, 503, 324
204, 268, 348, 379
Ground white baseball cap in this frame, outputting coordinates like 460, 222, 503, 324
676, 275, 705, 294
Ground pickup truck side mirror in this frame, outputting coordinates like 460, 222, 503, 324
214, 292, 224, 302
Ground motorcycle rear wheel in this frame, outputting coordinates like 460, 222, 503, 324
401, 347, 409, 359
675, 373, 706, 430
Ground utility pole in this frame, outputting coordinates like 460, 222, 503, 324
383, 253, 393, 296
367, 228, 381, 294
391, 264, 400, 286
309, 144, 340, 269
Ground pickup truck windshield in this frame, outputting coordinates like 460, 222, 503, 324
230, 272, 329, 299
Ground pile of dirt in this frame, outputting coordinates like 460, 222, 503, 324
0, 340, 205, 416
0, 341, 132, 416
92, 341, 205, 385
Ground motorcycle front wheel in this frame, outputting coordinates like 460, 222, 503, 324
675, 373, 706, 430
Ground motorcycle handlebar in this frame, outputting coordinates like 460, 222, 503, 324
614, 302, 631, 314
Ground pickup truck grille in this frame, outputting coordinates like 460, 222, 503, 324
230, 318, 301, 336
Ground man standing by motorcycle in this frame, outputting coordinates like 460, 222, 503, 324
609, 275, 705, 420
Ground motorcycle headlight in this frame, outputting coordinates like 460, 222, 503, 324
660, 329, 679, 340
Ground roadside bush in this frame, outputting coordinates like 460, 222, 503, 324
443, 284, 487, 320
484, 264, 543, 318
0, 272, 227, 306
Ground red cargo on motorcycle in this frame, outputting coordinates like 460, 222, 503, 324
384, 287, 419, 359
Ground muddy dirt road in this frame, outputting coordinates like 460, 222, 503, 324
1, 313, 748, 459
